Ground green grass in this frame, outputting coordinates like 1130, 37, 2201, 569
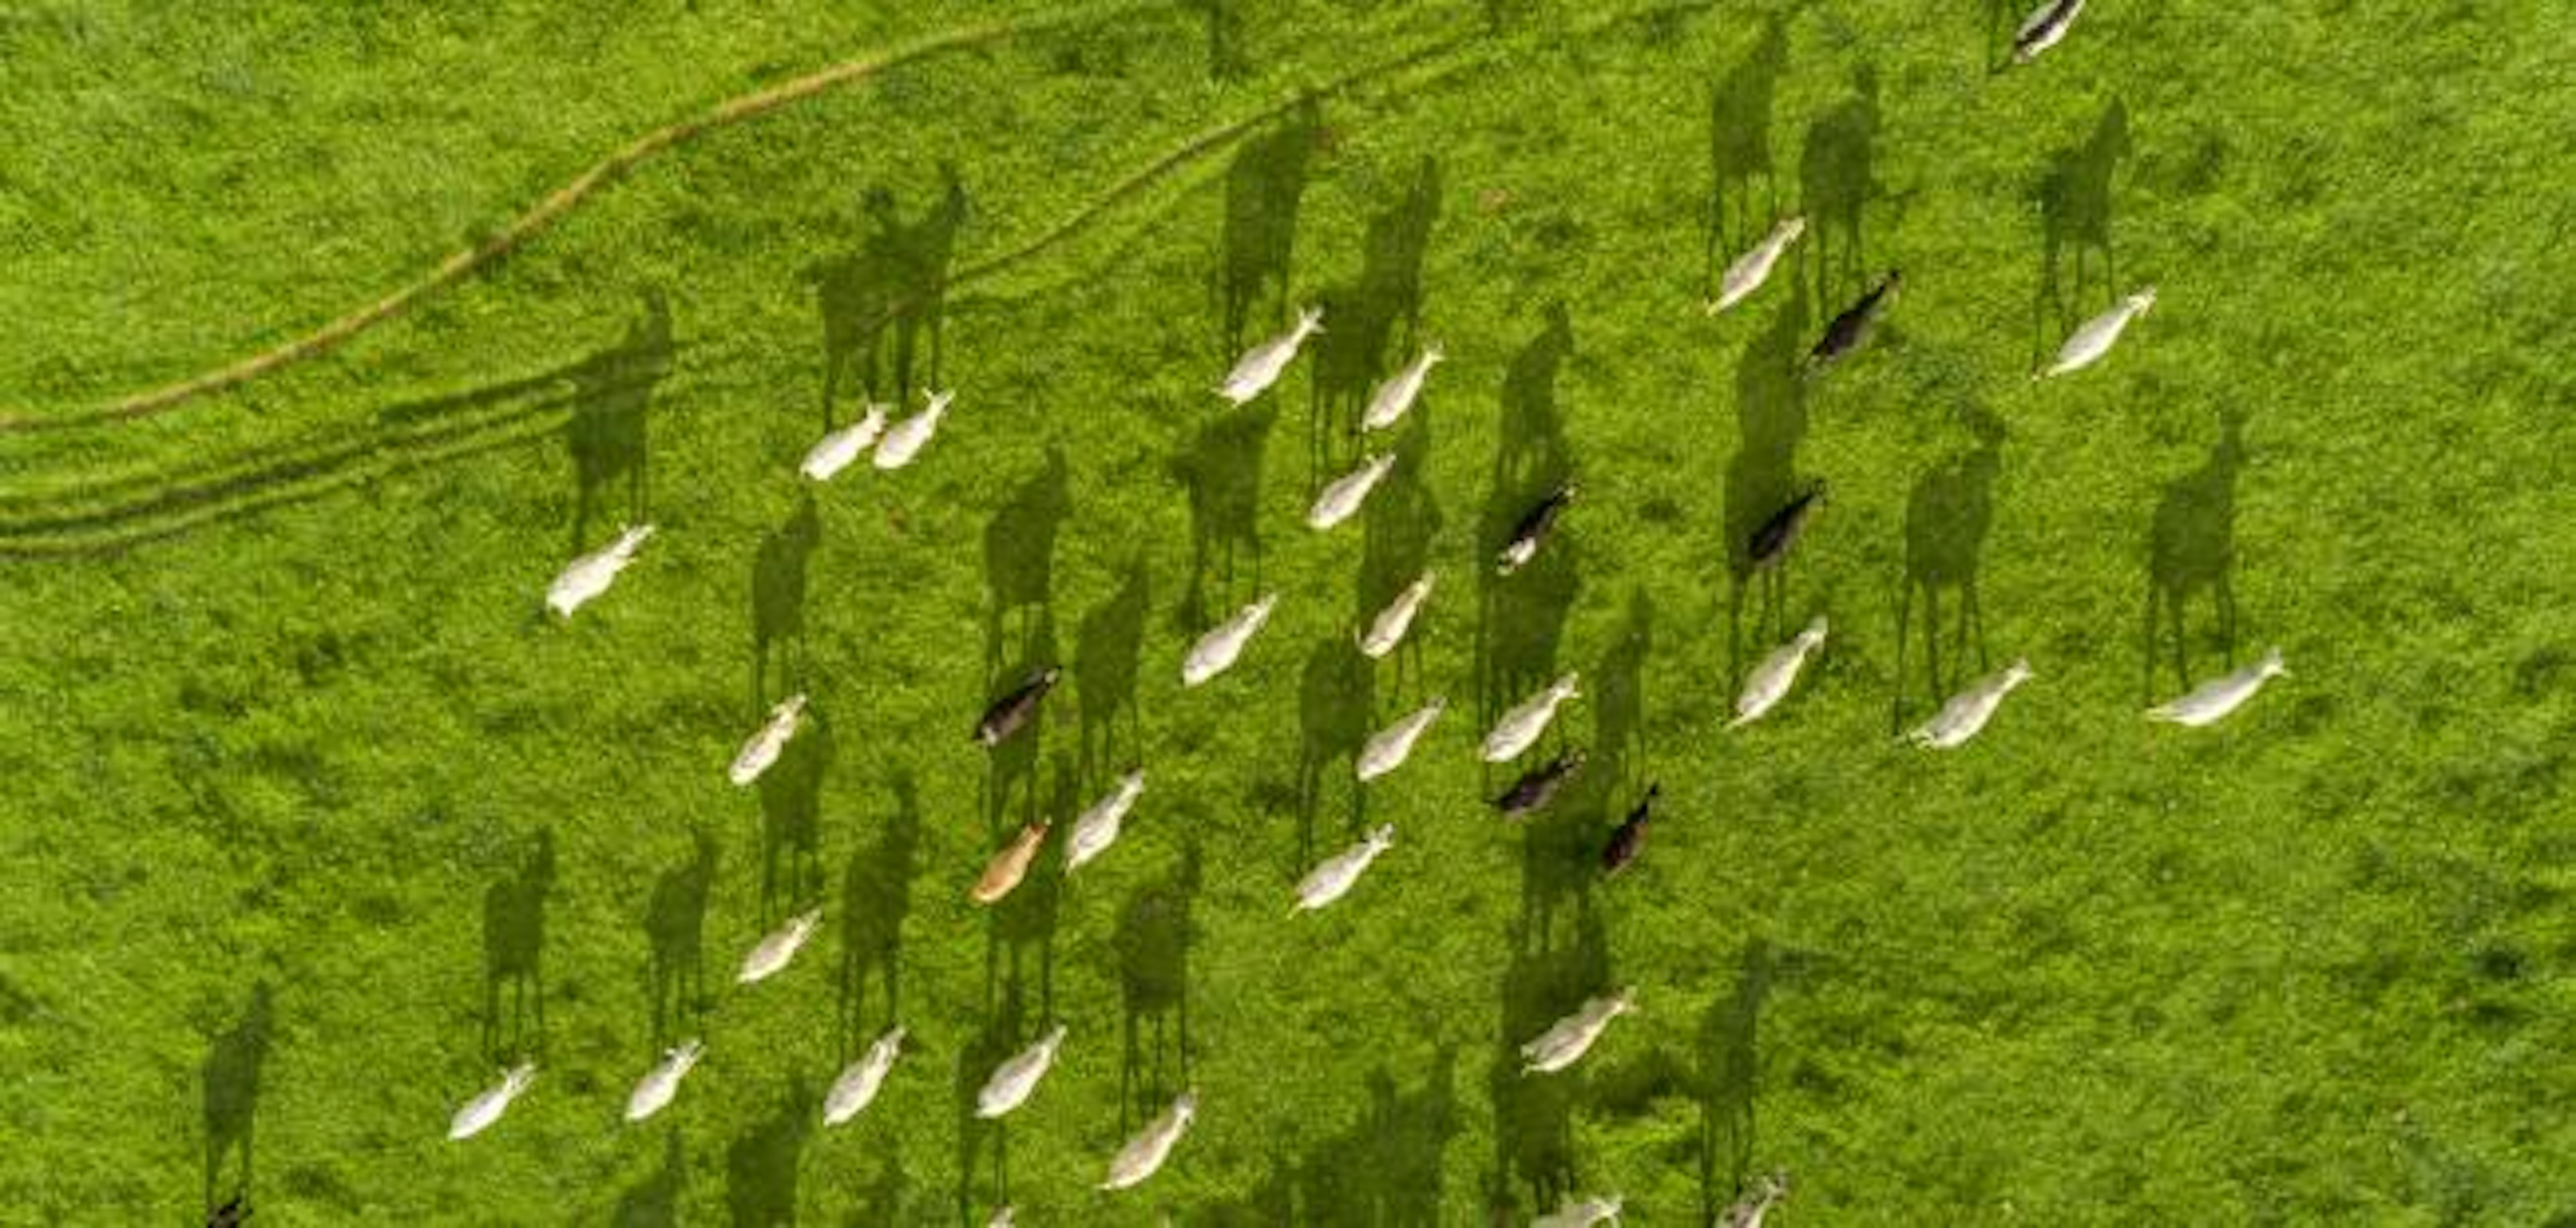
2, 0, 2571, 1223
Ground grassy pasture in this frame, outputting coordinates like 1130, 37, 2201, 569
0, 0, 2570, 1223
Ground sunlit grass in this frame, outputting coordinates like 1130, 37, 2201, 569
0, 1, 2569, 1223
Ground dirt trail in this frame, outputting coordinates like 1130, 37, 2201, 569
0, 3, 1159, 437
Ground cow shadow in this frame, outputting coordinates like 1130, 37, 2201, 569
2145, 406, 2246, 700
1984, 0, 2019, 69
1476, 303, 1581, 731
1725, 278, 1813, 669
482, 828, 554, 1062
953, 983, 1032, 1223
1173, 398, 1278, 630
1798, 66, 1885, 308
1358, 410, 1444, 698
1592, 588, 1654, 796
612, 1130, 684, 1228
566, 292, 674, 557
757, 702, 833, 919
1699, 938, 1776, 1223
1116, 840, 1202, 1129
201, 982, 274, 1216
1216, 100, 1324, 355
2035, 99, 2131, 358
751, 493, 822, 708
983, 445, 1072, 673
1482, 0, 1546, 30
805, 213, 894, 432
1296, 634, 1377, 865
1361, 1051, 1463, 1225
724, 1079, 814, 1227
1297, 1050, 1462, 1225
1307, 156, 1442, 486
1203, 1157, 1295, 1225
837, 773, 920, 1063
981, 612, 1061, 842
645, 830, 719, 1048
1705, 14, 1789, 283
1188, 0, 1248, 81
1076, 557, 1150, 785
1521, 769, 1613, 955
985, 752, 1069, 1022
1486, 901, 1611, 1222
808, 167, 971, 429
888, 166, 971, 397
1894, 401, 2006, 732
841, 1153, 912, 1227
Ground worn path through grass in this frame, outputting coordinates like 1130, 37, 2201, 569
1, 1, 2571, 1224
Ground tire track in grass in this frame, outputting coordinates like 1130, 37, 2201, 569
0, 382, 596, 559
0, 1, 1711, 557
0, 44, 1482, 554
0, 418, 572, 560
941, 26, 1484, 301
0, 363, 592, 514
0, 1, 1169, 437
0, 83, 1303, 556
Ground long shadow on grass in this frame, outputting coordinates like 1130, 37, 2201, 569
1797, 66, 1885, 309
1077, 556, 1150, 786
725, 1078, 813, 1227
1307, 156, 1441, 489
1487, 898, 1611, 1221
0, 311, 677, 559
1187, 0, 1249, 81
1173, 398, 1277, 630
1705, 13, 1788, 286
1215, 101, 1324, 356
1201, 1156, 1295, 1224
1495, 707, 1620, 1217
1983, 0, 2019, 71
2144, 405, 2245, 701
0, 354, 585, 544
1476, 303, 1580, 737
751, 493, 821, 709
612, 1130, 684, 1228
1526, 761, 1619, 952
981, 612, 1060, 853
1593, 587, 1654, 797
982, 445, 1072, 675
1297, 1050, 1463, 1224
843, 1153, 912, 1227
1116, 840, 1201, 1129
1894, 400, 2006, 732
2034, 99, 2130, 361
954, 983, 1032, 1223
482, 829, 555, 1063
1358, 409, 1444, 702
200, 982, 273, 1217
1725, 278, 1812, 677
985, 752, 1068, 1022
757, 702, 833, 919
566, 292, 672, 557
808, 168, 971, 431
837, 773, 920, 1064
1373, 1050, 1466, 1225
1698, 938, 1775, 1221
1295, 632, 1375, 865
646, 830, 718, 1048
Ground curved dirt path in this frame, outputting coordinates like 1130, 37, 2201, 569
0, 3, 1160, 437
